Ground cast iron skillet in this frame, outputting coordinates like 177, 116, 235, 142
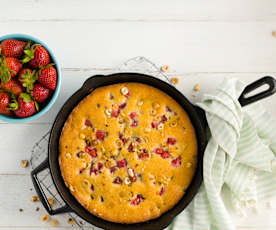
31, 73, 276, 230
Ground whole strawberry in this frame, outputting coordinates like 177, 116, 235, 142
0, 57, 22, 84
22, 44, 50, 68
0, 92, 12, 115
0, 39, 26, 58
32, 83, 51, 103
37, 65, 57, 90
14, 93, 38, 118
18, 68, 37, 92
1, 79, 24, 96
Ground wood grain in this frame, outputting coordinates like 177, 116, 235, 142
0, 0, 276, 229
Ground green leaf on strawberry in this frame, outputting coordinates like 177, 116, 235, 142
20, 93, 32, 103
19, 69, 37, 93
8, 98, 18, 111
0, 56, 13, 84
34, 101, 39, 112
21, 42, 38, 64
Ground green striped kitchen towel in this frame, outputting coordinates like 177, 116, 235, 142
172, 77, 276, 230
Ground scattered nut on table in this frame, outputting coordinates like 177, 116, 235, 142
273, 31, 276, 37
21, 160, 29, 168
193, 83, 200, 92
51, 219, 59, 227
68, 218, 75, 225
160, 65, 170, 72
41, 214, 50, 222
19, 208, 23, 212
170, 77, 179, 85
31, 195, 39, 202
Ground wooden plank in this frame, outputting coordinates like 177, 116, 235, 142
1, 71, 276, 125
0, 22, 275, 72
0, 175, 276, 228
0, 71, 276, 174
1, 0, 276, 22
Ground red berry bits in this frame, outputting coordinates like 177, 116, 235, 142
85, 146, 97, 158
138, 151, 149, 160
154, 148, 164, 155
171, 156, 182, 168
90, 184, 94, 191
129, 112, 138, 127
166, 106, 172, 112
111, 109, 119, 118
85, 119, 93, 127
130, 120, 138, 127
128, 143, 134, 152
151, 121, 158, 129
113, 177, 122, 184
130, 194, 145, 206
117, 159, 128, 168
110, 166, 117, 174
161, 115, 167, 123
159, 187, 165, 196
167, 137, 177, 145
161, 151, 171, 159
96, 130, 106, 141
119, 102, 127, 110
97, 162, 104, 170
129, 112, 137, 119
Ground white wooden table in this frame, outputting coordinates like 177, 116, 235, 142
1, 0, 276, 229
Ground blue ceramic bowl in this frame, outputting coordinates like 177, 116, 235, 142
0, 34, 61, 123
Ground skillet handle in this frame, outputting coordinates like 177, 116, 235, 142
238, 76, 276, 107
31, 159, 72, 215
82, 75, 105, 91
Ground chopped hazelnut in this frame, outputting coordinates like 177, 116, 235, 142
41, 214, 50, 222
51, 219, 59, 227
186, 162, 192, 168
170, 77, 179, 85
152, 102, 160, 109
65, 152, 71, 158
105, 109, 111, 117
31, 196, 39, 202
161, 65, 170, 72
21, 160, 29, 168
144, 128, 151, 133
193, 83, 200, 92
273, 31, 276, 37
120, 87, 129, 96
137, 100, 143, 106
68, 218, 75, 225
79, 133, 85, 139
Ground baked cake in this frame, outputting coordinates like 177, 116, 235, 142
59, 82, 197, 223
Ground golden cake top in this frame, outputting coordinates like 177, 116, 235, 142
59, 82, 197, 223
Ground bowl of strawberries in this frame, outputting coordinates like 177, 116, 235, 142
0, 34, 61, 123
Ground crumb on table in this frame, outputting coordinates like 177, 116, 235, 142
41, 214, 50, 222
21, 160, 29, 168
68, 218, 75, 225
273, 31, 276, 37
19, 208, 23, 212
160, 65, 170, 72
193, 83, 200, 92
170, 77, 179, 85
31, 196, 39, 202
51, 219, 59, 227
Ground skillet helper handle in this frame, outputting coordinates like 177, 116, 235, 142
31, 159, 72, 215
238, 76, 276, 107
